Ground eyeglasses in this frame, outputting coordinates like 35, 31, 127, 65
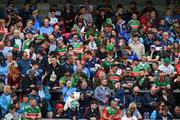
130, 108, 135, 110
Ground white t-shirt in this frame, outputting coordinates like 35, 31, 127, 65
158, 64, 175, 75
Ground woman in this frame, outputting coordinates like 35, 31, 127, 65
173, 41, 180, 58
122, 108, 137, 120
160, 89, 175, 111
128, 102, 142, 120
0, 85, 12, 116
150, 101, 173, 120
7, 68, 20, 90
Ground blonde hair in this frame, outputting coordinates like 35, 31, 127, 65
129, 102, 137, 109
3, 85, 11, 93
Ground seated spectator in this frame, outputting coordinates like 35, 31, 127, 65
158, 58, 175, 77
49, 9, 58, 26
26, 60, 43, 79
4, 104, 21, 120
61, 80, 76, 103
44, 56, 64, 89
150, 101, 173, 120
53, 103, 66, 118
71, 64, 89, 87
160, 89, 175, 110
153, 70, 171, 90
126, 86, 143, 110
24, 98, 41, 119
138, 55, 151, 72
106, 64, 121, 88
40, 17, 53, 35
17, 51, 32, 76
28, 87, 41, 104
66, 101, 81, 119
102, 51, 115, 72
143, 86, 159, 113
22, 31, 33, 51
22, 69, 39, 93
101, 100, 121, 120
20, 95, 30, 114
121, 67, 137, 89
174, 106, 180, 119
129, 33, 145, 59
84, 100, 100, 120
113, 81, 125, 107
0, 85, 12, 116
59, 70, 72, 85
136, 69, 151, 89
147, 45, 160, 62
76, 80, 93, 116
128, 102, 142, 120
124, 46, 138, 62
94, 79, 111, 105
157, 105, 174, 120
121, 108, 137, 120
127, 13, 140, 32
36, 81, 52, 118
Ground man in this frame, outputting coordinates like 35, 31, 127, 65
101, 100, 121, 120
4, 104, 21, 120
161, 32, 173, 46
124, 46, 138, 62
143, 86, 159, 113
136, 69, 151, 89
153, 70, 171, 90
26, 60, 43, 79
22, 69, 39, 93
157, 106, 173, 120
71, 64, 88, 87
84, 50, 101, 77
94, 79, 111, 105
121, 67, 137, 89
44, 56, 64, 89
174, 106, 180, 119
48, 34, 57, 53
126, 86, 143, 110
24, 98, 41, 119
40, 17, 53, 35
106, 64, 121, 88
49, 9, 58, 26
17, 51, 32, 76
158, 58, 175, 76
84, 100, 100, 120
127, 13, 140, 32
129, 33, 145, 59
23, 19, 38, 37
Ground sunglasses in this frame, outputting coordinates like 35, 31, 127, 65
71, 30, 76, 32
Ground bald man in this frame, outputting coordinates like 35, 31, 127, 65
126, 86, 143, 109
143, 86, 159, 113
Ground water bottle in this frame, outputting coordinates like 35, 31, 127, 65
144, 112, 147, 119
146, 112, 150, 119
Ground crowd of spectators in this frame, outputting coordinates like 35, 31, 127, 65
0, 0, 179, 119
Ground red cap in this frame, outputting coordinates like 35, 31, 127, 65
56, 103, 63, 109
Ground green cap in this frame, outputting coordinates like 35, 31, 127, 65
106, 44, 114, 51
163, 58, 170, 63
106, 18, 112, 23
14, 44, 19, 49
37, 34, 44, 40
70, 101, 79, 109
